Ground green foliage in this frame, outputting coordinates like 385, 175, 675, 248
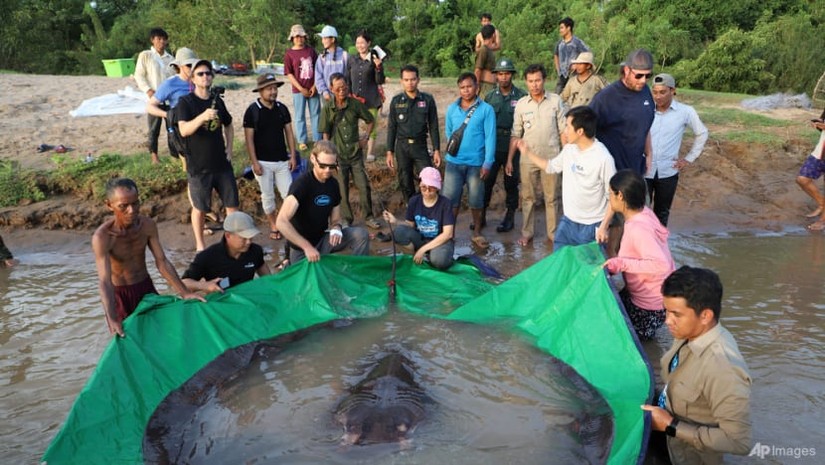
0, 0, 822, 93
49, 153, 187, 201
677, 28, 773, 94
0, 161, 46, 207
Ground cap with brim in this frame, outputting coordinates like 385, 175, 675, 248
191, 59, 213, 71
418, 167, 442, 190
289, 24, 307, 40
170, 47, 198, 68
653, 73, 676, 88
317, 25, 338, 38
625, 49, 653, 70
253, 73, 285, 92
570, 51, 594, 66
223, 212, 260, 239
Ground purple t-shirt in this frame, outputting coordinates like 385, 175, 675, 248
284, 47, 318, 94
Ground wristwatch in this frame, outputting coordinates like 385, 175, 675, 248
665, 418, 680, 437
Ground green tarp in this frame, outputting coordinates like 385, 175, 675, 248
42, 243, 652, 464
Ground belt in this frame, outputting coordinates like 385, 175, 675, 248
404, 138, 427, 144
496, 128, 511, 135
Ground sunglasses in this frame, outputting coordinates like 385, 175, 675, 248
633, 72, 652, 80
316, 161, 338, 170
195, 71, 214, 77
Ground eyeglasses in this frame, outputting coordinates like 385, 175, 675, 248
195, 71, 214, 77
633, 72, 652, 80
419, 185, 438, 192
316, 161, 338, 170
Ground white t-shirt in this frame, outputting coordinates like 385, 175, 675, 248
547, 139, 616, 224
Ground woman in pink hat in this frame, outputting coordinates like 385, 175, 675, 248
382, 167, 455, 269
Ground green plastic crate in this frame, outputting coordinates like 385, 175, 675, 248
101, 58, 136, 77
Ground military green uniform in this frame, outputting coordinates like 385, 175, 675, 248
386, 91, 440, 201
320, 97, 376, 224
484, 83, 526, 212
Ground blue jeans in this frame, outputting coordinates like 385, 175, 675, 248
443, 162, 484, 209
393, 224, 454, 270
292, 92, 321, 144
553, 215, 600, 251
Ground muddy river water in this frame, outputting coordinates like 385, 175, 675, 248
0, 232, 822, 464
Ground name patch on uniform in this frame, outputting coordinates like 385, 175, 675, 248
417, 101, 427, 108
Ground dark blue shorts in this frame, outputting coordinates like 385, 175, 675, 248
799, 155, 825, 180
187, 169, 239, 212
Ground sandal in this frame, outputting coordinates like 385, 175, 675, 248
205, 212, 223, 223
270, 230, 282, 240
471, 235, 489, 249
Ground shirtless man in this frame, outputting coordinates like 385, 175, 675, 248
92, 178, 203, 337
474, 13, 501, 52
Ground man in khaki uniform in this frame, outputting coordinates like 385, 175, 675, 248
643, 266, 752, 465
505, 64, 565, 246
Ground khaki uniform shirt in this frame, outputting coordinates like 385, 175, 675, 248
561, 73, 608, 108
511, 92, 565, 160
662, 324, 752, 465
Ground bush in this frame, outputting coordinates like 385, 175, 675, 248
678, 28, 773, 94
0, 161, 46, 207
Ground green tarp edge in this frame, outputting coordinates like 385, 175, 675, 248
42, 244, 651, 465
443, 243, 653, 465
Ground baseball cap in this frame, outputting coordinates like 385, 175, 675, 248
625, 49, 653, 70
317, 25, 338, 38
653, 73, 676, 88
223, 212, 260, 239
419, 167, 442, 190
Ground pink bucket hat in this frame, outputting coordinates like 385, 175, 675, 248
418, 167, 442, 190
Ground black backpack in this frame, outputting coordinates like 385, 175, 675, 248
166, 106, 188, 157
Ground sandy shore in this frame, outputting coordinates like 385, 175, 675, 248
1, 72, 823, 251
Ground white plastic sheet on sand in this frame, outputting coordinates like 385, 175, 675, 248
740, 93, 812, 111
69, 86, 148, 117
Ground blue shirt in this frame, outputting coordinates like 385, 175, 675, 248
589, 80, 655, 174
648, 100, 708, 179
445, 97, 496, 169
154, 75, 192, 108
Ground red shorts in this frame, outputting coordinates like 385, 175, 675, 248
114, 276, 158, 321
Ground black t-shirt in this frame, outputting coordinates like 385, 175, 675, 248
243, 100, 292, 162
287, 170, 341, 249
405, 194, 455, 240
182, 237, 264, 288
177, 93, 233, 175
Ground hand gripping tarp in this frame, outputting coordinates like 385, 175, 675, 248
42, 243, 652, 464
